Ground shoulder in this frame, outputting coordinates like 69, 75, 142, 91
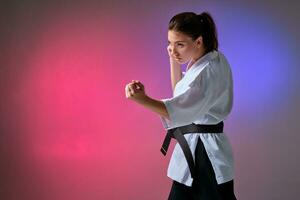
187, 51, 229, 87
208, 50, 232, 75
192, 51, 230, 87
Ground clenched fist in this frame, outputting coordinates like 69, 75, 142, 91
125, 80, 147, 102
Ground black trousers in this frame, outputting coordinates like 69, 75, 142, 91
168, 138, 237, 200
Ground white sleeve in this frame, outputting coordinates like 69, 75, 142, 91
159, 64, 223, 130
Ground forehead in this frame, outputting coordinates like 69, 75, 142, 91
168, 30, 192, 42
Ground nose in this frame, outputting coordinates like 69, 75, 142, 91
169, 46, 179, 57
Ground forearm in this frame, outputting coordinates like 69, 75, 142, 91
135, 95, 170, 120
170, 61, 182, 91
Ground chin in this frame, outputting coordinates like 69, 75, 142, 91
178, 59, 189, 64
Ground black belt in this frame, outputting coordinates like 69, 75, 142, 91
160, 121, 224, 179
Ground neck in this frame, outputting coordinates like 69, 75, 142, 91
186, 48, 206, 70
192, 48, 207, 63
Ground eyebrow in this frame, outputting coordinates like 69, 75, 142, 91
168, 40, 187, 44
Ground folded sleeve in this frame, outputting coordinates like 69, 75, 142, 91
159, 64, 223, 130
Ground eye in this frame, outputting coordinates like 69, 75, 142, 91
177, 43, 184, 47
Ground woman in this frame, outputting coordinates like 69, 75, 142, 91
125, 12, 237, 200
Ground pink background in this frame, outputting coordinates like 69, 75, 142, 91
1, 0, 300, 199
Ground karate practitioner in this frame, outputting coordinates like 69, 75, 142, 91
125, 12, 237, 200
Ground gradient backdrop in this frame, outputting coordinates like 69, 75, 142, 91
1, 0, 300, 199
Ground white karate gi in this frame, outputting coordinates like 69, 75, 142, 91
160, 50, 235, 187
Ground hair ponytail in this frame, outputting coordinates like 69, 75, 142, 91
198, 12, 218, 52
168, 11, 219, 53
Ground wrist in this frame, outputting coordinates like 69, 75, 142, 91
169, 57, 181, 67
134, 94, 150, 105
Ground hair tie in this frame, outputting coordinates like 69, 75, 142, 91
197, 14, 204, 23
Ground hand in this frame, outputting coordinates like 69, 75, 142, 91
167, 46, 181, 66
125, 80, 147, 102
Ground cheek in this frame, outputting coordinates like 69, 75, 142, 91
179, 47, 193, 58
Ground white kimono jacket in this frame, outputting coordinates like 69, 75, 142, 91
160, 50, 235, 187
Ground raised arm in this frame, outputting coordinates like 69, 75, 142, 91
170, 58, 182, 92
125, 80, 170, 119
167, 46, 182, 92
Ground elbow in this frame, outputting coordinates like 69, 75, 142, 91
163, 106, 170, 120
162, 112, 170, 120
160, 100, 170, 120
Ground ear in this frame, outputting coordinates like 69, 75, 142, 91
195, 36, 203, 48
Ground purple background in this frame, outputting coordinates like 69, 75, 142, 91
1, 0, 300, 199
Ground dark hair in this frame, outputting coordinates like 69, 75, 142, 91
168, 12, 218, 53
